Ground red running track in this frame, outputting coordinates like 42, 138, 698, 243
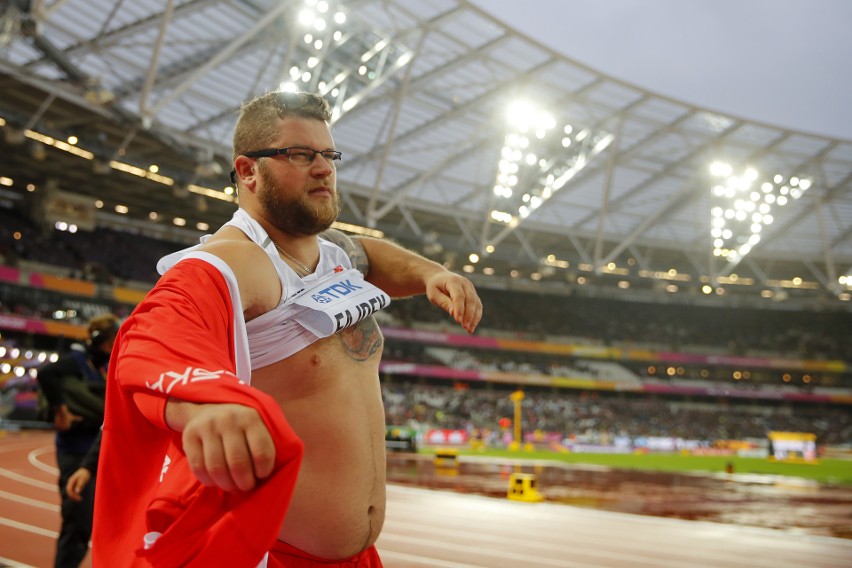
2, 429, 851, 567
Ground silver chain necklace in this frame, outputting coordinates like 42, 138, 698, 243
274, 242, 313, 275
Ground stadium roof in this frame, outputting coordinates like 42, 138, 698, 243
1, 0, 850, 309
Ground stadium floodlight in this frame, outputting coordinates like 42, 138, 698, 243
708, 162, 812, 263
481, 97, 613, 252
543, 255, 569, 269
279, 0, 413, 124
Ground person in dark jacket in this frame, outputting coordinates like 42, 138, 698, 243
37, 313, 119, 568
65, 429, 101, 503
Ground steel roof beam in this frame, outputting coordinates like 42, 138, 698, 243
803, 260, 832, 292
595, 121, 745, 265
454, 216, 480, 251
337, 7, 510, 120
741, 257, 770, 288
593, 117, 625, 268
813, 170, 839, 293
397, 204, 422, 238
596, 121, 795, 271
366, 30, 428, 218
146, 2, 292, 117
52, 0, 222, 57
27, 33, 87, 85
138, 0, 175, 119
371, 132, 497, 223
509, 230, 541, 264
347, 55, 559, 178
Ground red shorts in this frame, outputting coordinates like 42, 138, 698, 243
268, 541, 383, 568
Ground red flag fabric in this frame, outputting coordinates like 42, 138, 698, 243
93, 256, 303, 567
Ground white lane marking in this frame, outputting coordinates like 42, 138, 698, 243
378, 533, 573, 567
378, 549, 491, 568
0, 555, 40, 568
0, 488, 59, 512
0, 516, 58, 538
28, 445, 59, 476
0, 468, 56, 491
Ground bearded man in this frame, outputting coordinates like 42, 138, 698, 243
93, 91, 482, 567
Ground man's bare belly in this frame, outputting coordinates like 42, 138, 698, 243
250, 318, 386, 560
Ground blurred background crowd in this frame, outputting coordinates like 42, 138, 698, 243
1, 204, 850, 451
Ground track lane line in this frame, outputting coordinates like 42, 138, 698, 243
0, 516, 58, 538
0, 468, 56, 491
0, 488, 59, 512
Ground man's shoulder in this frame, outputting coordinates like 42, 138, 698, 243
320, 229, 368, 273
200, 234, 269, 267
201, 236, 262, 254
196, 235, 280, 313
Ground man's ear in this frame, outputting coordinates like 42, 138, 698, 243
234, 156, 258, 192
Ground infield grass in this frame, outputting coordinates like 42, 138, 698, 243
423, 447, 852, 486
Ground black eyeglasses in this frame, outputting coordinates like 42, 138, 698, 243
229, 146, 342, 184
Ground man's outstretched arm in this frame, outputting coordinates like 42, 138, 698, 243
322, 230, 482, 333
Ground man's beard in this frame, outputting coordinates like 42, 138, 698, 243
257, 169, 340, 236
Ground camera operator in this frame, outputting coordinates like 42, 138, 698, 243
37, 313, 119, 568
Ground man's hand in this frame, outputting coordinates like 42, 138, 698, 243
53, 404, 82, 431
66, 467, 92, 502
352, 236, 483, 332
166, 401, 276, 493
425, 271, 482, 334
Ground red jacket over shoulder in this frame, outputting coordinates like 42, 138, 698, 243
93, 257, 303, 567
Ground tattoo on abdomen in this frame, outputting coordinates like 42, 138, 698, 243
338, 316, 383, 361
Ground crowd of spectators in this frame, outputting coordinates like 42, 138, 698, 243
2, 202, 852, 447
382, 381, 852, 446
0, 204, 179, 284
389, 292, 852, 363
3, 201, 850, 362
382, 334, 851, 391
0, 282, 129, 324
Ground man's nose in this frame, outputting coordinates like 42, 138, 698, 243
311, 155, 335, 176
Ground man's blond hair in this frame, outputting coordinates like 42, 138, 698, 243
232, 91, 332, 163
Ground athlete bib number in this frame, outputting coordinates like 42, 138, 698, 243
291, 268, 390, 336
